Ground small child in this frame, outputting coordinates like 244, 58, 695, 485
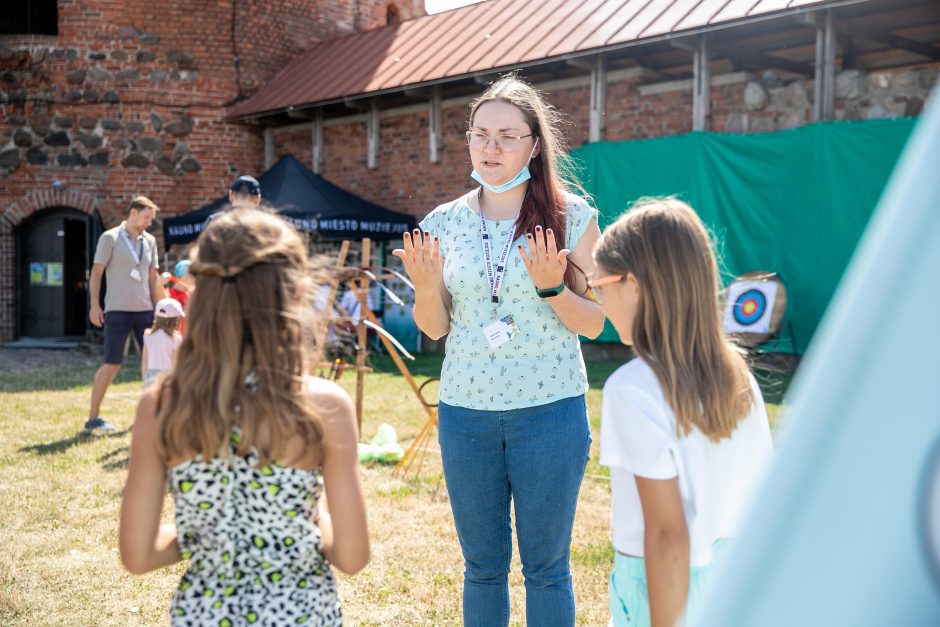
591, 198, 774, 627
120, 208, 368, 625
141, 297, 184, 389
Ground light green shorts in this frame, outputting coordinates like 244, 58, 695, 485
608, 539, 729, 627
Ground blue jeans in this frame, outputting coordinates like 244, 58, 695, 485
438, 395, 591, 627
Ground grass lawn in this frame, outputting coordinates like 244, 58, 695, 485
0, 350, 786, 626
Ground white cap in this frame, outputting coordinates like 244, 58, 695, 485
154, 297, 185, 318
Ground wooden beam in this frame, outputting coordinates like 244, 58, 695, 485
589, 54, 607, 143
429, 85, 442, 163
814, 9, 835, 122
798, 9, 940, 61
311, 109, 324, 174
566, 56, 596, 70
403, 87, 435, 98
263, 127, 275, 169
286, 108, 316, 120
848, 26, 940, 61
712, 45, 815, 77
344, 98, 369, 112
693, 35, 710, 131
367, 99, 379, 170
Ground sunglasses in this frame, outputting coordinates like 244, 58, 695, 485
586, 274, 626, 303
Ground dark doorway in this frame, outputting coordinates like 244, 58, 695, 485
18, 207, 90, 338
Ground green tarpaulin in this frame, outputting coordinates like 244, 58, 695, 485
571, 118, 916, 353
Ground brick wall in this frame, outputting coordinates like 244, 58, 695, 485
273, 63, 937, 224
0, 0, 426, 341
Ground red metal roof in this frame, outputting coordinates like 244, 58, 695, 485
228, 0, 855, 119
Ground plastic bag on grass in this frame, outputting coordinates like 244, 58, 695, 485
357, 423, 404, 464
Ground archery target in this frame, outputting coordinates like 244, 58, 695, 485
724, 280, 779, 334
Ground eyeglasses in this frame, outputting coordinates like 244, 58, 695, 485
587, 274, 626, 303
466, 130, 534, 152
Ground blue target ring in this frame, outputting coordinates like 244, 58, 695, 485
733, 289, 767, 326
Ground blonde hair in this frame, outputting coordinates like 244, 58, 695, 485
594, 198, 753, 441
149, 315, 180, 336
158, 209, 323, 464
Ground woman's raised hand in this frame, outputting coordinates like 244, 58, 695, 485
392, 229, 444, 292
518, 226, 569, 290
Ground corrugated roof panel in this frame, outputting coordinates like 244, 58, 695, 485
459, 0, 560, 75
524, 0, 611, 61
417, 0, 513, 81
360, 18, 436, 91
381, 8, 469, 87
498, 0, 590, 63
641, 0, 711, 38
441, 0, 538, 77
227, 0, 849, 118
609, 0, 675, 40
711, 0, 762, 22
546, 0, 636, 55
676, 0, 736, 30
750, 0, 796, 13
322, 27, 404, 98
674, 0, 732, 30
574, 0, 656, 50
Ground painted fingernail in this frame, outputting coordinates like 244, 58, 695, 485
535, 225, 542, 231
433, 236, 439, 242
404, 232, 411, 237
526, 233, 532, 239
546, 228, 553, 234
424, 231, 430, 237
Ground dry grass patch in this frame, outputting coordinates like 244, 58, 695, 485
0, 350, 785, 625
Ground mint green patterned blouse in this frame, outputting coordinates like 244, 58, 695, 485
419, 190, 598, 411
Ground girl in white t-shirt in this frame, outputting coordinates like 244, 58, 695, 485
141, 297, 184, 389
590, 198, 774, 627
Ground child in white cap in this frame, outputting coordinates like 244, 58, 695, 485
141, 297, 184, 389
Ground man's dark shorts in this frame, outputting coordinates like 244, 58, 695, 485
103, 310, 154, 365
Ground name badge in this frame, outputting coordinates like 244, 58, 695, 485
129, 268, 142, 281
481, 315, 520, 350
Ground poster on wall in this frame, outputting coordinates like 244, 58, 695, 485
46, 263, 63, 287
30, 262, 45, 285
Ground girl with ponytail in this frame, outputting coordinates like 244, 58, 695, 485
120, 208, 368, 625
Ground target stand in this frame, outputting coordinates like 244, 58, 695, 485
723, 271, 795, 355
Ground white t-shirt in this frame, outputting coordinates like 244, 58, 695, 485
600, 357, 774, 566
143, 328, 182, 371
339, 288, 376, 322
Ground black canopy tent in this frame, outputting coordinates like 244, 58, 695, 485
162, 154, 417, 246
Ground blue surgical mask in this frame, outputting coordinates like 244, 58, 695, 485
471, 139, 540, 194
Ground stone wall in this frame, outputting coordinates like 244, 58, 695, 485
0, 0, 426, 341
272, 63, 937, 220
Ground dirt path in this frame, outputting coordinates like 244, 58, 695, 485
0, 348, 101, 371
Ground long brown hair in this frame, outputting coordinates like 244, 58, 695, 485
594, 198, 754, 441
469, 73, 590, 290
158, 209, 323, 464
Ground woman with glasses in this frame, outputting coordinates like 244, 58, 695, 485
393, 74, 604, 626
592, 198, 774, 627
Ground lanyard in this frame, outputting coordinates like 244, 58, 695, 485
119, 224, 144, 267
479, 207, 516, 318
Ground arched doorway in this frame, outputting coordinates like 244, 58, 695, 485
17, 207, 100, 338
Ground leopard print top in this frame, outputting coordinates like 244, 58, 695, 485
166, 432, 341, 626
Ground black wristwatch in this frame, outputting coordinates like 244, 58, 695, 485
536, 282, 565, 298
